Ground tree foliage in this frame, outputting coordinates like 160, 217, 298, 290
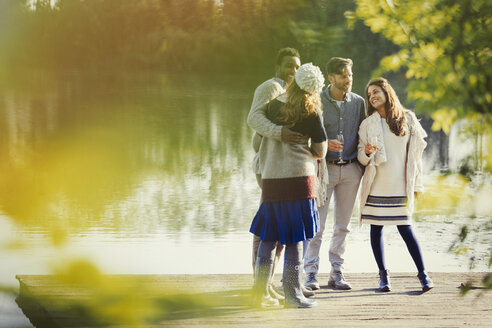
0, 0, 394, 80
349, 0, 492, 133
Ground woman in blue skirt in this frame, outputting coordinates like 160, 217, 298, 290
249, 63, 327, 308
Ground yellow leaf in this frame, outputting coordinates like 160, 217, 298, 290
469, 74, 478, 87
431, 108, 457, 134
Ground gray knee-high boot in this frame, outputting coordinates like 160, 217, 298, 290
253, 257, 279, 308
283, 260, 317, 308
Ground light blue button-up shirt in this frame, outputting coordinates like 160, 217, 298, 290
320, 85, 366, 162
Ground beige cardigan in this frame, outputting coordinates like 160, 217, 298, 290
357, 111, 427, 224
248, 78, 286, 175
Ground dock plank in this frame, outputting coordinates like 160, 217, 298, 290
16, 273, 491, 327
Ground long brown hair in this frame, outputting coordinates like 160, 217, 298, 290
278, 81, 321, 125
365, 77, 407, 136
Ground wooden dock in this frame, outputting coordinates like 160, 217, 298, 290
16, 272, 491, 327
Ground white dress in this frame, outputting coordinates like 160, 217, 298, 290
361, 119, 410, 225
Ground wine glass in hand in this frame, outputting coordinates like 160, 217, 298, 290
369, 136, 379, 153
336, 134, 346, 164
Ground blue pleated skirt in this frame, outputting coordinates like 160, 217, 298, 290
249, 198, 319, 245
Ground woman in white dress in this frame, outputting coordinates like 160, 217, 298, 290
358, 77, 434, 292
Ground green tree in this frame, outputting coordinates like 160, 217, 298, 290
0, 0, 395, 78
348, 0, 492, 133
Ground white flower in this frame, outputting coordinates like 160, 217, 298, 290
295, 63, 325, 94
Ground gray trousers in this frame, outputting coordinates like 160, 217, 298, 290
304, 162, 362, 273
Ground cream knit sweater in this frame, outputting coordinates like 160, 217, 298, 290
358, 110, 427, 223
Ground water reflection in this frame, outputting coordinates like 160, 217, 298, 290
0, 70, 260, 235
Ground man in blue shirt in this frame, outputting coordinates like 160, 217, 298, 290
304, 57, 366, 290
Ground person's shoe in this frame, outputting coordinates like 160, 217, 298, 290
274, 284, 314, 298
378, 269, 391, 292
253, 293, 280, 308
305, 272, 320, 290
284, 297, 317, 308
302, 285, 315, 298
283, 260, 317, 308
417, 271, 434, 292
268, 284, 285, 301
328, 269, 352, 290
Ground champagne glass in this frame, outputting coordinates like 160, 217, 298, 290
369, 136, 379, 153
336, 133, 346, 164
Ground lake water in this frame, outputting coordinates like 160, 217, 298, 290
0, 70, 489, 327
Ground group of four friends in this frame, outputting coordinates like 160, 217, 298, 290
247, 48, 434, 308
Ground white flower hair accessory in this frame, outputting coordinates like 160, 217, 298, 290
295, 63, 325, 94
